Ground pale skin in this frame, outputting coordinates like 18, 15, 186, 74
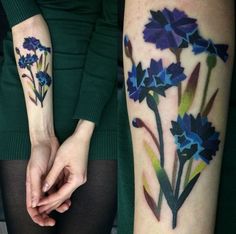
12, 15, 95, 227
123, 0, 234, 233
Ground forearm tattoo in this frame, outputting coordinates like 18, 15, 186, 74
15, 37, 52, 108
124, 8, 229, 228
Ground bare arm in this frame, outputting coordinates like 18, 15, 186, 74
12, 14, 54, 143
123, 1, 234, 233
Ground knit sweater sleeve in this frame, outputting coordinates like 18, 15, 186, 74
72, 0, 118, 126
0, 0, 41, 28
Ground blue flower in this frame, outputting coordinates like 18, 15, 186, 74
23, 37, 51, 53
127, 63, 149, 102
18, 54, 38, 68
147, 59, 186, 96
127, 59, 186, 102
36, 71, 52, 86
38, 45, 51, 53
170, 114, 220, 164
23, 37, 41, 51
192, 38, 228, 62
143, 8, 198, 49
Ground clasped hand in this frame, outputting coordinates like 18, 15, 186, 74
26, 120, 94, 226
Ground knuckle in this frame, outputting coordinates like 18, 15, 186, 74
74, 174, 87, 186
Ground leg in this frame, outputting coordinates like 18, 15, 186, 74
56, 160, 117, 234
0, 160, 56, 234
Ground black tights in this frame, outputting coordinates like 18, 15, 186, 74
0, 160, 117, 234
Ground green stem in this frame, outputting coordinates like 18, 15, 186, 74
156, 190, 163, 217
147, 95, 165, 219
174, 160, 185, 200
184, 157, 193, 187
176, 50, 181, 106
171, 152, 178, 190
154, 104, 165, 219
200, 66, 213, 112
170, 48, 182, 105
200, 55, 217, 113
28, 66, 37, 105
44, 52, 47, 70
172, 210, 178, 229
34, 50, 39, 69
39, 84, 43, 108
154, 105, 164, 167
172, 161, 185, 228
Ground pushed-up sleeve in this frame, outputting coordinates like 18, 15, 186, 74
72, 0, 118, 125
0, 0, 41, 28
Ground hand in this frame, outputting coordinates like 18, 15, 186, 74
26, 135, 71, 226
37, 120, 95, 214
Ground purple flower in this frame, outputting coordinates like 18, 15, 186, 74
23, 37, 41, 51
170, 114, 220, 164
127, 59, 186, 102
36, 71, 52, 86
18, 54, 38, 68
143, 8, 198, 49
192, 38, 228, 62
23, 37, 51, 53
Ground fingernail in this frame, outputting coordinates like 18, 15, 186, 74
32, 200, 37, 208
42, 182, 49, 192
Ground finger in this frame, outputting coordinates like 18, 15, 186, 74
26, 167, 43, 221
26, 166, 55, 226
38, 180, 77, 206
38, 200, 59, 214
56, 199, 71, 213
42, 159, 64, 193
30, 167, 43, 208
38, 198, 71, 214
26, 165, 32, 210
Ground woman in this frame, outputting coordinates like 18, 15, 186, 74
0, 0, 117, 233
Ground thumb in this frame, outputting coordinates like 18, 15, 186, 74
30, 167, 43, 208
42, 159, 64, 193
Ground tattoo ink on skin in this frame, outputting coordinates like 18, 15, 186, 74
125, 8, 228, 228
15, 37, 52, 108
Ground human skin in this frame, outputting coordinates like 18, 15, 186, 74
12, 14, 95, 227
123, 0, 234, 233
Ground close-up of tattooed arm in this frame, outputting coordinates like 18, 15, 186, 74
123, 0, 234, 233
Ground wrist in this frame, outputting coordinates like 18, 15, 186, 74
73, 119, 95, 140
30, 127, 56, 145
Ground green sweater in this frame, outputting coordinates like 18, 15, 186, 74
0, 0, 117, 160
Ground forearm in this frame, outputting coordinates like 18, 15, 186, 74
123, 1, 234, 233
12, 14, 54, 143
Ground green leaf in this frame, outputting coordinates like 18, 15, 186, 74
38, 54, 43, 71
189, 161, 206, 181
144, 141, 159, 172
178, 63, 201, 116
44, 63, 49, 72
42, 90, 48, 101
202, 89, 218, 117
144, 141, 176, 210
176, 173, 200, 211
158, 169, 176, 210
33, 89, 43, 102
